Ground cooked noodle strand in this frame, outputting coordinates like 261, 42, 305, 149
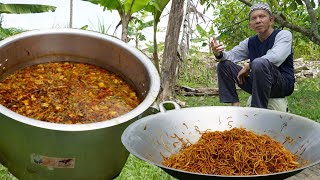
162, 128, 299, 175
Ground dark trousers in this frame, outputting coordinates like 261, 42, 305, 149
217, 58, 289, 108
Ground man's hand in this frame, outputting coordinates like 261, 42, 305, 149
210, 37, 225, 57
237, 63, 250, 85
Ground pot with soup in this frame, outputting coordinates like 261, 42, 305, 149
0, 29, 160, 180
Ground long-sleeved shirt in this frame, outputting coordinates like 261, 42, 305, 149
218, 30, 292, 67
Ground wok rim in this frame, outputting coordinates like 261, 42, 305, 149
121, 106, 320, 178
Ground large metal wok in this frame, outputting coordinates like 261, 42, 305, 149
0, 29, 160, 180
121, 101, 320, 179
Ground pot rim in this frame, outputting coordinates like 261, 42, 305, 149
0, 28, 160, 131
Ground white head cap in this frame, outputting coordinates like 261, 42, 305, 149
249, 3, 272, 18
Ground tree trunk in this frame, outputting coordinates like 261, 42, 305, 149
0, 15, 3, 27
121, 14, 130, 43
179, 0, 191, 60
185, 0, 191, 54
153, 23, 160, 74
69, 0, 73, 28
135, 30, 138, 48
158, 0, 185, 102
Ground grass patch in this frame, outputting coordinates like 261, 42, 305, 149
177, 90, 250, 107
287, 78, 320, 122
116, 155, 175, 180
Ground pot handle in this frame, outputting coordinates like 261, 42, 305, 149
159, 101, 181, 113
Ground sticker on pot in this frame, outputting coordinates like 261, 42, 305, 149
31, 153, 75, 169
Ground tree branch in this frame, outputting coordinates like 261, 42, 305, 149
237, 0, 250, 6
302, 0, 319, 35
220, 19, 248, 31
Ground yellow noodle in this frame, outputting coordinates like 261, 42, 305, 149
162, 128, 299, 175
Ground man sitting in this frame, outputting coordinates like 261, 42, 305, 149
211, 3, 294, 109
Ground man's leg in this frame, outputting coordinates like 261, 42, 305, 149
250, 58, 287, 108
217, 61, 252, 105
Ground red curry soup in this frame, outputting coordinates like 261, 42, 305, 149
0, 62, 141, 124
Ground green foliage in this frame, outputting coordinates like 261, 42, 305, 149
178, 52, 217, 88
0, 3, 56, 14
0, 165, 16, 180
84, 0, 151, 42
84, 0, 150, 14
191, 24, 214, 47
295, 0, 303, 5
145, 41, 164, 53
293, 35, 320, 60
124, 0, 150, 14
211, 0, 254, 50
145, 0, 170, 24
0, 27, 24, 40
144, 0, 170, 73
80, 25, 89, 30
128, 12, 153, 46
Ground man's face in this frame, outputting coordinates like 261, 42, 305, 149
249, 10, 274, 34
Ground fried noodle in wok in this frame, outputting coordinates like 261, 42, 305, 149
162, 128, 299, 175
